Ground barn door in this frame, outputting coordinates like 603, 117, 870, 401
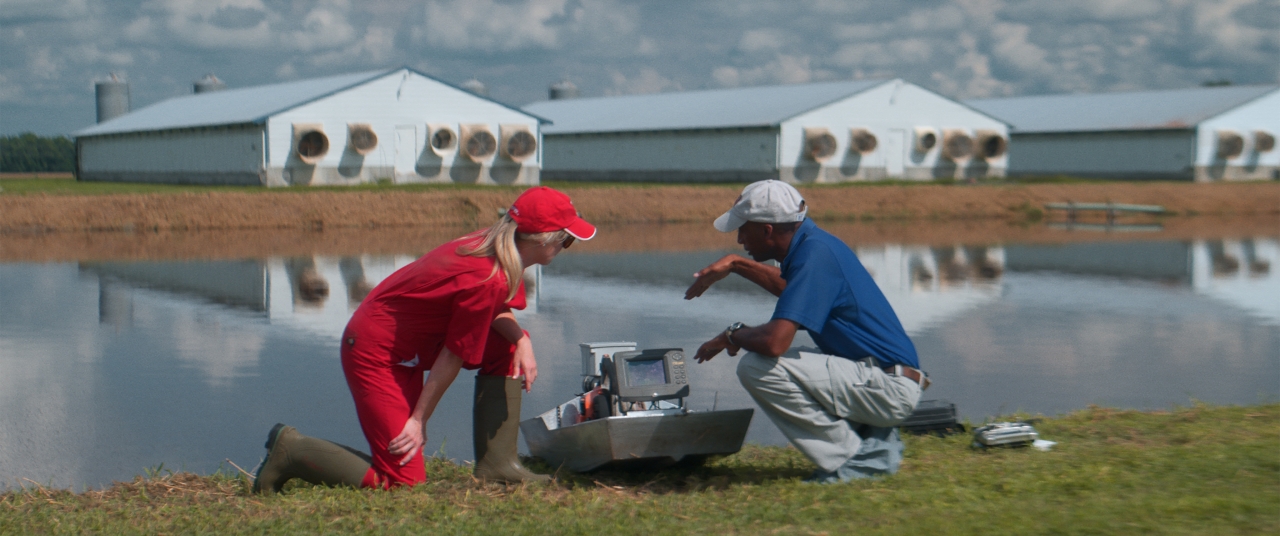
885, 129, 906, 177
394, 125, 417, 179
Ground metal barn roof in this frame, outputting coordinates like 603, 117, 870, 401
965, 84, 1279, 134
75, 67, 546, 137
76, 69, 392, 137
524, 79, 890, 134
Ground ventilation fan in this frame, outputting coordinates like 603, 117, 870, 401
941, 129, 975, 161
347, 123, 378, 155
975, 130, 1008, 159
1253, 130, 1275, 153
849, 128, 878, 154
913, 127, 938, 153
1216, 130, 1244, 159
427, 123, 458, 156
292, 123, 329, 165
500, 124, 537, 162
803, 127, 837, 162
460, 124, 497, 162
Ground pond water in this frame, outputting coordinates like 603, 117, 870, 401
2, 231, 1277, 490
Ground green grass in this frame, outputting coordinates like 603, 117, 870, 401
3, 403, 1277, 534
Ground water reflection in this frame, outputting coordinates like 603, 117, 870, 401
1, 236, 1276, 490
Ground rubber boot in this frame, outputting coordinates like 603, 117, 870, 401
252, 423, 374, 494
473, 375, 551, 483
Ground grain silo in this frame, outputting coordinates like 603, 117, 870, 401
95, 74, 130, 123
75, 67, 546, 186
193, 74, 226, 94
966, 85, 1280, 181
524, 79, 1008, 183
549, 80, 579, 100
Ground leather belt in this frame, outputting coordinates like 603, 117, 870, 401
884, 364, 931, 390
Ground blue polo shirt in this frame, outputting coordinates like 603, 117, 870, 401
772, 218, 920, 369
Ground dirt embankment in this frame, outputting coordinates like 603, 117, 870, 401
2, 182, 1278, 233
1, 182, 1277, 261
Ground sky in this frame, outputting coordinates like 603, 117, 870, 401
2, 0, 1277, 136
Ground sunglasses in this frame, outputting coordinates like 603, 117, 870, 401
561, 236, 575, 249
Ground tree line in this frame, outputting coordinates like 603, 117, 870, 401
1, 133, 75, 172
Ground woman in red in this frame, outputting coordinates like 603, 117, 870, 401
253, 186, 595, 492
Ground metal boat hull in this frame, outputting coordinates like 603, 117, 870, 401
520, 408, 754, 472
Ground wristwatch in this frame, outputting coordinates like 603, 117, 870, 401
724, 322, 746, 345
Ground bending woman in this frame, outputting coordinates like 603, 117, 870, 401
253, 186, 595, 492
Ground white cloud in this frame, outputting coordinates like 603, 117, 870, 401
0, 0, 91, 22
989, 22, 1049, 74
0, 73, 22, 102
303, 26, 397, 67
738, 29, 786, 53
416, 0, 569, 51
607, 67, 680, 95
929, 32, 1012, 98
711, 54, 821, 88
144, 0, 274, 49
4, 0, 1280, 135
285, 3, 359, 52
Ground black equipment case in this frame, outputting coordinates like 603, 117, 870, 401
900, 399, 963, 435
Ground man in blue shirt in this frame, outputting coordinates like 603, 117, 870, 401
686, 180, 927, 483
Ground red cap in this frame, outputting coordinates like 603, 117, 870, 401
508, 186, 596, 240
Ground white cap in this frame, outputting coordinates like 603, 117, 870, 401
713, 180, 808, 232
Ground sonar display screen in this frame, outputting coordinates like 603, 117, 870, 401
625, 359, 667, 387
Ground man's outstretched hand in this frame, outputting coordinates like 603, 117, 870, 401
685, 255, 740, 299
693, 332, 740, 363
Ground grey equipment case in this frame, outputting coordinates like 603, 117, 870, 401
972, 422, 1039, 447
900, 399, 963, 435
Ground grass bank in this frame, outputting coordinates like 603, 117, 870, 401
4, 403, 1276, 534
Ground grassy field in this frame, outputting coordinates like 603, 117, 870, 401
3, 403, 1276, 534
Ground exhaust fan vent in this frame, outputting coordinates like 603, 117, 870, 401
975, 130, 1008, 159
1216, 130, 1244, 159
460, 124, 497, 162
1254, 130, 1275, 153
500, 125, 537, 162
941, 129, 975, 161
347, 123, 378, 155
427, 123, 458, 156
293, 123, 329, 165
849, 128, 878, 154
804, 127, 837, 162
913, 127, 938, 153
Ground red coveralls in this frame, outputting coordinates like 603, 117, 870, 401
339, 236, 526, 487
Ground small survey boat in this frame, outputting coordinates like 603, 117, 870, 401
520, 342, 753, 472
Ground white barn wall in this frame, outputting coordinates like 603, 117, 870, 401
542, 128, 777, 182
781, 82, 1009, 182
77, 125, 264, 185
1007, 130, 1196, 180
266, 71, 541, 187
1194, 90, 1280, 181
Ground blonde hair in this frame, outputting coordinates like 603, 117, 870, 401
457, 214, 571, 302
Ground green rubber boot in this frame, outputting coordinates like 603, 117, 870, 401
252, 423, 373, 494
473, 375, 551, 483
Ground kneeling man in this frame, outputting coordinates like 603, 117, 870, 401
686, 180, 928, 483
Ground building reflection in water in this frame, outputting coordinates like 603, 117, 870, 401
75, 237, 1279, 374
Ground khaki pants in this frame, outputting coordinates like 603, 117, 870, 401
736, 348, 922, 473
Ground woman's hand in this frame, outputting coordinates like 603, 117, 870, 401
388, 416, 425, 466
511, 335, 538, 392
